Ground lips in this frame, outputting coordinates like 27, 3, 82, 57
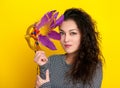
64, 44, 72, 48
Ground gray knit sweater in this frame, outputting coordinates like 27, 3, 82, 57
40, 54, 102, 88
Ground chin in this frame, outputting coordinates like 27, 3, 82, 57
65, 50, 75, 54
65, 48, 78, 54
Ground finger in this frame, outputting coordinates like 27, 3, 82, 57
35, 86, 39, 88
36, 51, 45, 54
41, 55, 48, 62
36, 80, 39, 86
35, 52, 46, 60
36, 76, 40, 88
41, 58, 46, 62
34, 53, 45, 62
36, 75, 42, 87
37, 75, 43, 82
37, 75, 41, 80
46, 69, 50, 81
34, 54, 40, 62
34, 51, 45, 60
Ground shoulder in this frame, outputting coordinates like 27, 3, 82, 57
47, 54, 66, 67
91, 61, 103, 87
97, 61, 103, 69
48, 54, 64, 59
94, 61, 103, 79
48, 54, 65, 61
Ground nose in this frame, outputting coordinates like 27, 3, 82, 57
64, 34, 70, 42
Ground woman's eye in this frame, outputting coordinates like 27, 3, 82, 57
70, 32, 77, 35
60, 31, 65, 35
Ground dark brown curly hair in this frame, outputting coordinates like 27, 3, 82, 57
64, 8, 103, 86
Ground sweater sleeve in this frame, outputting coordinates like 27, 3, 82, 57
40, 82, 51, 88
39, 63, 49, 79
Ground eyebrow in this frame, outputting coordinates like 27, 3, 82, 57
59, 29, 77, 32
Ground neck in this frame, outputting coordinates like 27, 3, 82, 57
65, 53, 76, 65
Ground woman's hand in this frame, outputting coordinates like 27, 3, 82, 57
34, 51, 48, 66
35, 69, 50, 88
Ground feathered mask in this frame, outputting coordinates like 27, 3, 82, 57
25, 10, 64, 51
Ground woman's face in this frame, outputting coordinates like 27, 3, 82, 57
59, 19, 81, 54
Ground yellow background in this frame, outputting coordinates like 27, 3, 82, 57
0, 0, 120, 88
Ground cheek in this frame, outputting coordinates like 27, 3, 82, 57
74, 38, 81, 45
60, 36, 64, 42
60, 38, 65, 47
60, 38, 63, 44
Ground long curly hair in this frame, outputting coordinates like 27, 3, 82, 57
64, 8, 103, 86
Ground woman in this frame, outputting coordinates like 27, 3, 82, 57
34, 8, 103, 88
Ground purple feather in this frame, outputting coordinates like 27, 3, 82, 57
38, 35, 57, 50
48, 31, 61, 40
50, 15, 64, 28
